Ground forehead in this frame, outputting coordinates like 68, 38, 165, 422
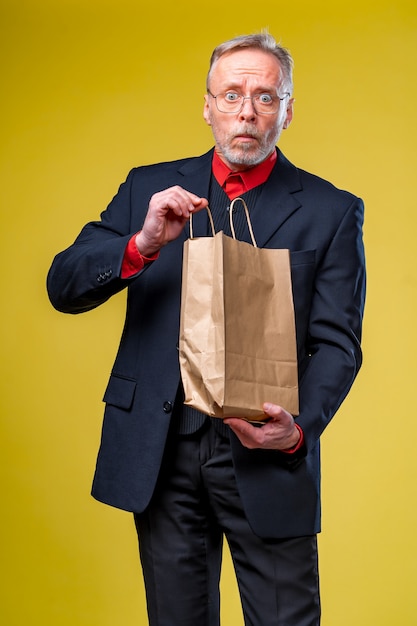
210, 49, 282, 89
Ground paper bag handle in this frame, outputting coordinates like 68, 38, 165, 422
229, 197, 258, 248
189, 199, 257, 247
189, 206, 216, 240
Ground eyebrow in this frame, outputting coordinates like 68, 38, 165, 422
221, 83, 278, 94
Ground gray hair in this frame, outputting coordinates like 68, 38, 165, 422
206, 32, 294, 96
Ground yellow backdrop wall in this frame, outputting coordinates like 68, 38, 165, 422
1, 0, 416, 624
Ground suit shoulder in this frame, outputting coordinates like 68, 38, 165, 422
277, 150, 362, 208
297, 167, 361, 205
131, 156, 194, 173
127, 150, 213, 180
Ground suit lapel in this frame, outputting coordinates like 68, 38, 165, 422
250, 150, 303, 248
176, 149, 213, 240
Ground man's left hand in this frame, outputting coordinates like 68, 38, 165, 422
223, 403, 300, 451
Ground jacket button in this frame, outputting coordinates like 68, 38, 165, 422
163, 401, 173, 414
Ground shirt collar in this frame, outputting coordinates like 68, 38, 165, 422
212, 149, 277, 193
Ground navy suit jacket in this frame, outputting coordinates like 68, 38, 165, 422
47, 148, 366, 539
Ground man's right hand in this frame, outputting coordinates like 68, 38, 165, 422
135, 186, 208, 257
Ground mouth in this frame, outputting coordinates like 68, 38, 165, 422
233, 134, 257, 143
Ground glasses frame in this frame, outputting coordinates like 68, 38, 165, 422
207, 90, 290, 115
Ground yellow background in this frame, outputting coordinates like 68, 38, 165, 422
1, 0, 416, 624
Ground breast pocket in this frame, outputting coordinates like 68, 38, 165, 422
103, 373, 137, 411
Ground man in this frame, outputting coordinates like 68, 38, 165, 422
47, 32, 366, 625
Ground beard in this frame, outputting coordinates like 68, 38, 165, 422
211, 123, 281, 168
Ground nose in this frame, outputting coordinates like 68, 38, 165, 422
238, 96, 257, 121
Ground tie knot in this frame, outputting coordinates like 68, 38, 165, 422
224, 173, 246, 200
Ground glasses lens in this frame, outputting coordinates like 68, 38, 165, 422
254, 94, 279, 114
215, 93, 280, 114
216, 93, 241, 113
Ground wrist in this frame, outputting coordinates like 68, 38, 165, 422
135, 231, 160, 258
282, 423, 303, 454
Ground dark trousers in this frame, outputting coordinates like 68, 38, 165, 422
134, 420, 321, 626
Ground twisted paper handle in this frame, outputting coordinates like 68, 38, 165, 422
189, 197, 257, 248
229, 197, 258, 247
189, 206, 215, 239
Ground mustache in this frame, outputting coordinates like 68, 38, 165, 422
230, 126, 260, 139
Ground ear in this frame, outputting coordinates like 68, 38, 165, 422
203, 94, 212, 126
283, 98, 294, 129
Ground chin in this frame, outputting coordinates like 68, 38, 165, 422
228, 141, 272, 165
228, 152, 265, 167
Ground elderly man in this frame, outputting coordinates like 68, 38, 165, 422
48, 32, 365, 626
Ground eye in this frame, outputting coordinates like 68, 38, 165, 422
224, 92, 240, 102
257, 93, 273, 104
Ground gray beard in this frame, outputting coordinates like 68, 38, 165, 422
220, 142, 274, 167
216, 124, 281, 168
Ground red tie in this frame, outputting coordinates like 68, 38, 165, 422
224, 173, 246, 199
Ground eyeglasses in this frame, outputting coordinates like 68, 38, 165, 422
208, 90, 290, 115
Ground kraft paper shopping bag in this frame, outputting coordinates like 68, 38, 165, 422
179, 198, 298, 420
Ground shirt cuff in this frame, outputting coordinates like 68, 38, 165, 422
121, 233, 159, 279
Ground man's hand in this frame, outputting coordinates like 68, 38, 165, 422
223, 403, 301, 451
135, 186, 208, 257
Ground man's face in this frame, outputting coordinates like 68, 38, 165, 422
203, 49, 294, 171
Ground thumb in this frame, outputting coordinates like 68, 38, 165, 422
263, 403, 286, 419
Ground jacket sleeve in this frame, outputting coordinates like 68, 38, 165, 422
297, 196, 366, 448
47, 169, 146, 314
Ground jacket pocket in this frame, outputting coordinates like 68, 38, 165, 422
290, 249, 316, 267
103, 373, 137, 410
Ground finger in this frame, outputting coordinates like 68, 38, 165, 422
167, 198, 190, 217
186, 193, 209, 210
154, 196, 191, 218
262, 402, 287, 420
166, 187, 208, 211
151, 187, 208, 217
225, 420, 265, 449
